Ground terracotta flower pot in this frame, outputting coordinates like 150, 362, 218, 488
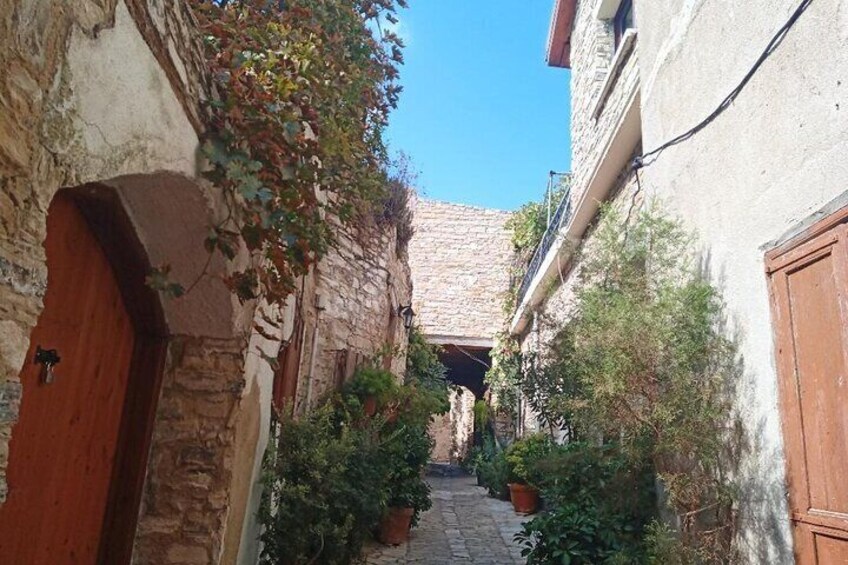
379, 506, 414, 545
363, 395, 378, 417
508, 483, 539, 514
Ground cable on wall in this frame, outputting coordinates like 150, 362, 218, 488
632, 0, 814, 171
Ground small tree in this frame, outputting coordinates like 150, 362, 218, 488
525, 203, 738, 561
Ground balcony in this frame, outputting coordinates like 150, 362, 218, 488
515, 187, 573, 306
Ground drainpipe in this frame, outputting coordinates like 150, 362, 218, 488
304, 292, 327, 411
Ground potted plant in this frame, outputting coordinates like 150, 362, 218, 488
345, 366, 398, 416
505, 433, 553, 514
379, 475, 430, 545
378, 415, 434, 545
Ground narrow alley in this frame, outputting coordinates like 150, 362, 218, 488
367, 475, 526, 564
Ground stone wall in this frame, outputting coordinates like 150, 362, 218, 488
134, 336, 246, 565
0, 2, 413, 564
235, 218, 413, 565
567, 0, 640, 209
0, 0, 219, 512
301, 219, 412, 408
429, 386, 475, 464
408, 198, 513, 342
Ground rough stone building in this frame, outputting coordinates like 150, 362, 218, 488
408, 197, 513, 462
0, 2, 410, 563
515, 0, 848, 562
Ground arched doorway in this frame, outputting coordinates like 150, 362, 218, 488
0, 188, 167, 564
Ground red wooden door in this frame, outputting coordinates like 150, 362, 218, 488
0, 194, 136, 564
767, 216, 848, 564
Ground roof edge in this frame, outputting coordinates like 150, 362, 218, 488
545, 0, 577, 68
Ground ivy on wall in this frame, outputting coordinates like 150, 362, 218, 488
158, 0, 407, 310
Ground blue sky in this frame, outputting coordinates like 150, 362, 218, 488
385, 1, 572, 211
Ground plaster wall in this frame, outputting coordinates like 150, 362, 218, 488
408, 198, 513, 342
632, 0, 848, 561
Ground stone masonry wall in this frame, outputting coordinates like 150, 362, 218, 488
0, 0, 213, 509
0, 3, 415, 564
408, 198, 513, 341
297, 219, 413, 409
567, 0, 641, 210
0, 3, 264, 564
133, 336, 246, 565
429, 386, 475, 464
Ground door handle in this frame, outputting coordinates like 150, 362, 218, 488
34, 346, 61, 384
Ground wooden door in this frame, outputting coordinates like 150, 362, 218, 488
767, 213, 848, 564
0, 194, 136, 564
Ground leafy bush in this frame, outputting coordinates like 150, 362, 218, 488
381, 422, 433, 526
345, 366, 398, 403
515, 441, 655, 564
510, 204, 739, 560
504, 433, 554, 486
478, 448, 510, 500
260, 369, 443, 563
259, 405, 388, 564
473, 400, 491, 431
463, 432, 497, 474
188, 0, 407, 306
405, 326, 450, 415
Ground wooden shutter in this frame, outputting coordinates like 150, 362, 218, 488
766, 210, 848, 564
273, 315, 304, 413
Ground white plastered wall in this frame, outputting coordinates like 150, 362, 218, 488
634, 0, 848, 561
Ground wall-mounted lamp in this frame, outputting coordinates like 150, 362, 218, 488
397, 305, 415, 330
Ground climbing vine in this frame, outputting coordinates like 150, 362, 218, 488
168, 0, 406, 307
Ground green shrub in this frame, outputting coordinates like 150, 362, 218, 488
473, 399, 491, 430
345, 366, 398, 403
464, 431, 495, 472
404, 327, 451, 419
478, 449, 510, 500
507, 204, 738, 559
515, 441, 655, 565
381, 421, 434, 526
504, 433, 554, 486
258, 405, 389, 565
259, 375, 443, 564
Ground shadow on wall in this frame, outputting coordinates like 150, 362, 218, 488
697, 251, 793, 564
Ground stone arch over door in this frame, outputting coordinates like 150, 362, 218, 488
0, 184, 170, 563
94, 173, 248, 565
0, 173, 249, 564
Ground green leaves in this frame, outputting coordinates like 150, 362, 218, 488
189, 0, 406, 308
145, 265, 185, 298
510, 203, 738, 562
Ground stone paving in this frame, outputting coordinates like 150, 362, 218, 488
367, 475, 528, 564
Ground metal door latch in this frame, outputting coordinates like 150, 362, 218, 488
34, 346, 60, 384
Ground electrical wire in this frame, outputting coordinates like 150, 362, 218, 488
633, 0, 814, 170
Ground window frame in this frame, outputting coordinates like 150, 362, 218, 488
613, 0, 635, 49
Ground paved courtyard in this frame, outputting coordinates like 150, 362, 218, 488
367, 475, 527, 564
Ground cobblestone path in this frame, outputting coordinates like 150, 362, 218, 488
367, 475, 527, 564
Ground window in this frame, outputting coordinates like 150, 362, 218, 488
613, 0, 635, 49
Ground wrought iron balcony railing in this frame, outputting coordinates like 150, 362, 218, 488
515, 186, 573, 308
